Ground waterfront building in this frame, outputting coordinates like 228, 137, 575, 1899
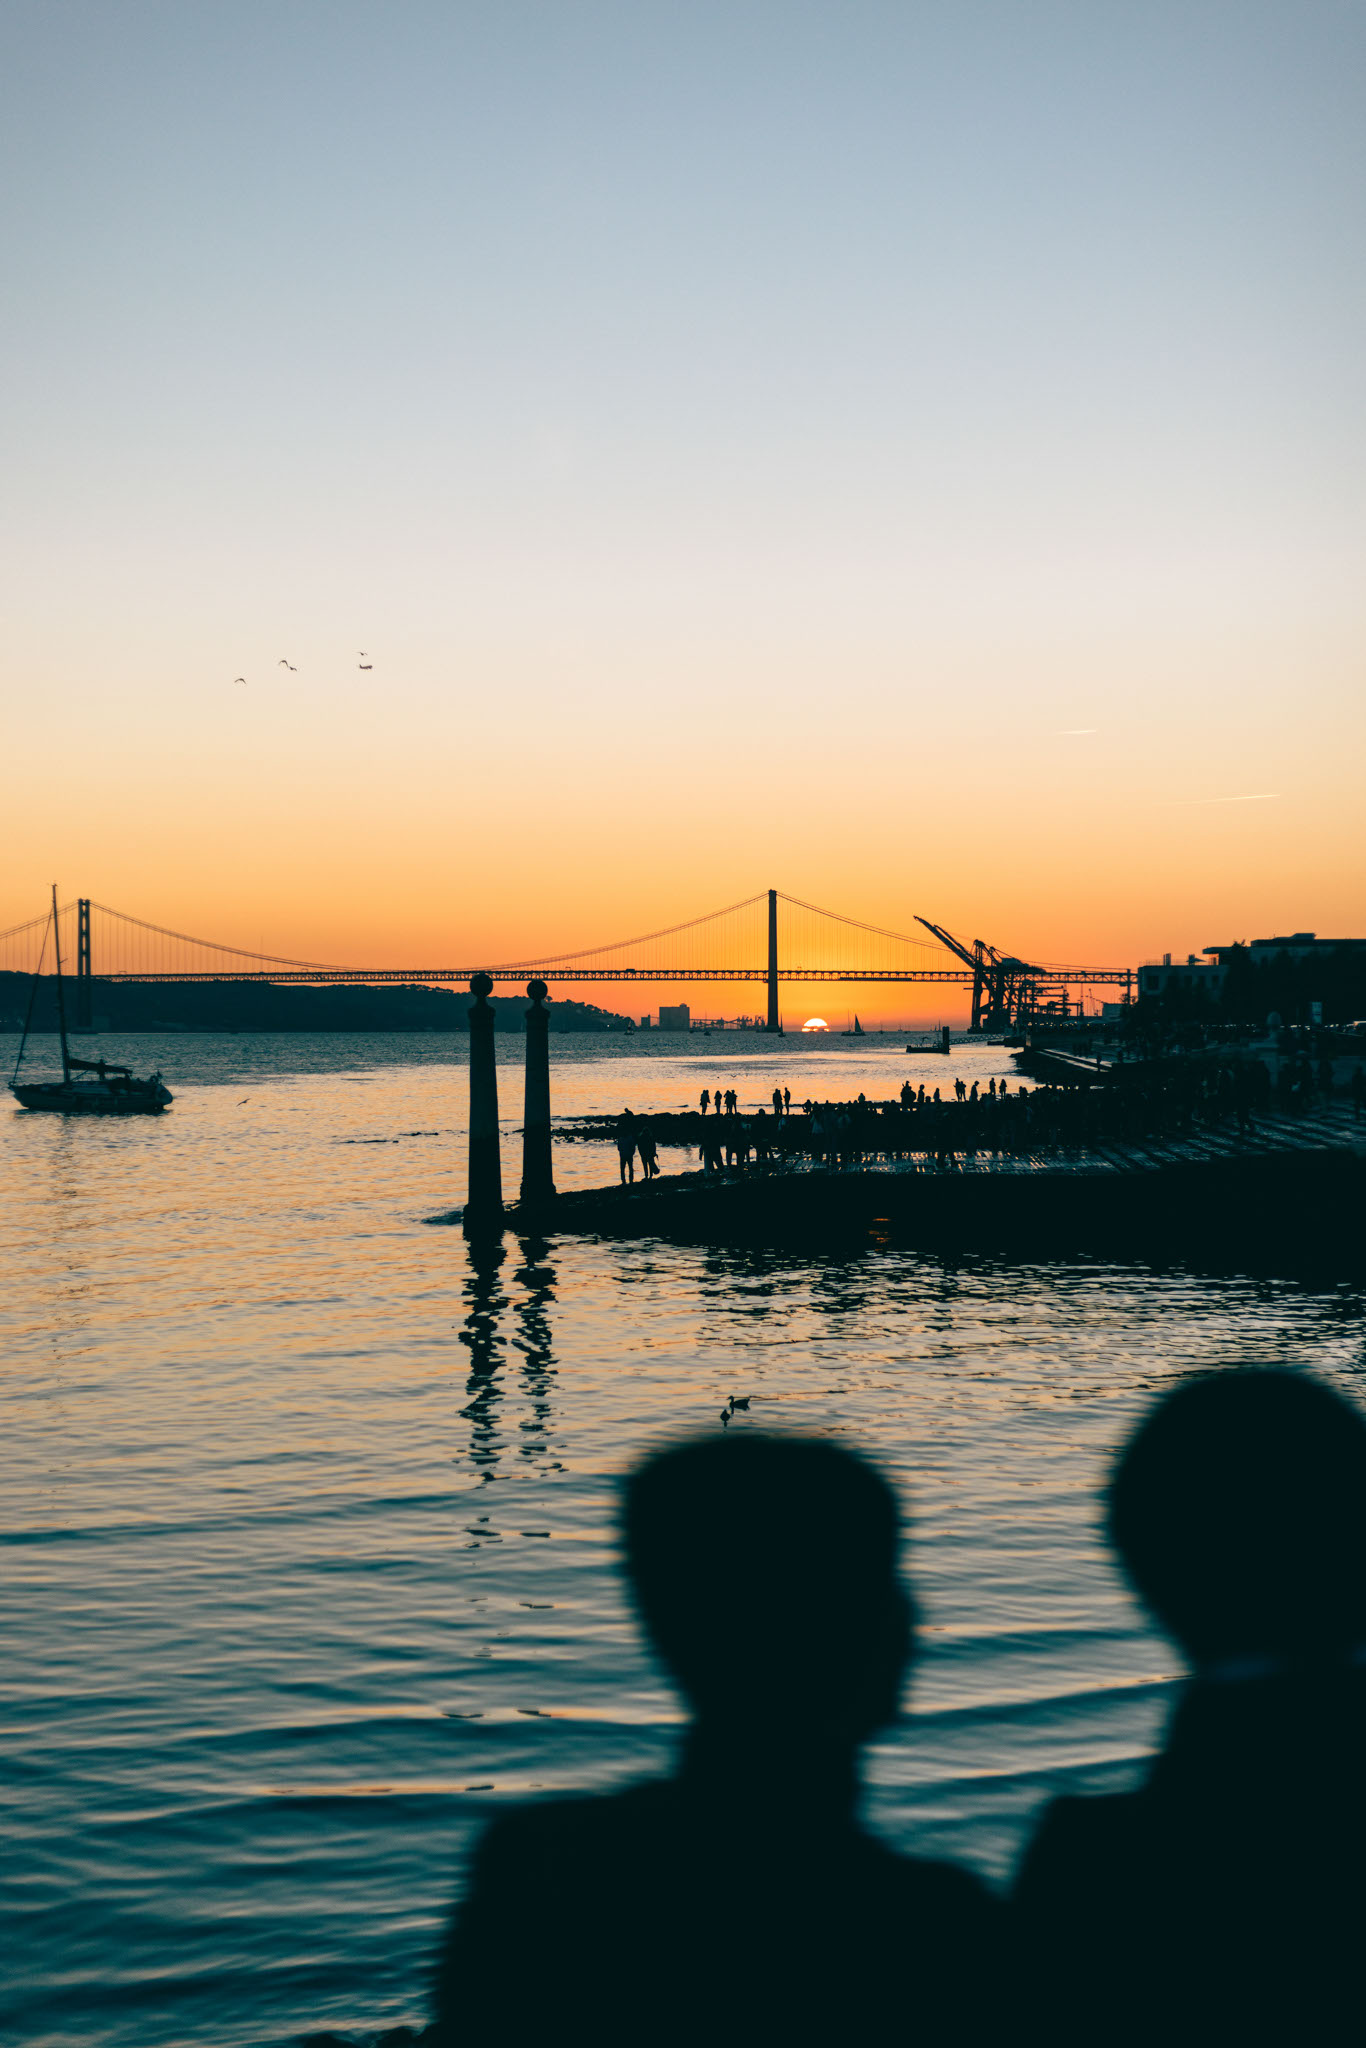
1139, 953, 1226, 999
1203, 932, 1366, 968
659, 1003, 691, 1032
1141, 931, 1366, 1021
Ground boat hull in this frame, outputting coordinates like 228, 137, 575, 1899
11, 1081, 172, 1115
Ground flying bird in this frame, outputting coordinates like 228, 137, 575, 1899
358, 662, 373, 670
278, 659, 296, 671
233, 677, 247, 685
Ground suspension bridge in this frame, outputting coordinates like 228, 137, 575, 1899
0, 889, 1133, 1030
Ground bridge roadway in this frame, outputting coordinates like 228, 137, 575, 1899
90, 964, 1133, 988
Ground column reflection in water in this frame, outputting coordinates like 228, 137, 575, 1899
458, 1240, 509, 1477
512, 1234, 559, 1469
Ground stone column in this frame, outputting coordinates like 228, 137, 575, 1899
520, 979, 556, 1209
464, 973, 504, 1238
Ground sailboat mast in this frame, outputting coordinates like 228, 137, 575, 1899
10, 906, 49, 1086
51, 883, 70, 1082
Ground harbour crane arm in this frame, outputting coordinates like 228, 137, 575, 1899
917, 918, 1040, 978
915, 918, 987, 971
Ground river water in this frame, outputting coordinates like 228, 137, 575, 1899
4, 1030, 1363, 2045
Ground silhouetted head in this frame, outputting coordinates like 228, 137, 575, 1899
622, 1434, 912, 1745
1108, 1369, 1366, 1669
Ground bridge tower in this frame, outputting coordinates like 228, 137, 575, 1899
765, 888, 781, 1032
76, 898, 92, 1029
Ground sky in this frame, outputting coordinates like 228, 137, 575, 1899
2, 1, 1363, 1019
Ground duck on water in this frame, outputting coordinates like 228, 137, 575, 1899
9, 887, 172, 1116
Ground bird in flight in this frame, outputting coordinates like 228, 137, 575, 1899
278, 659, 296, 671
233, 677, 247, 685
359, 661, 373, 670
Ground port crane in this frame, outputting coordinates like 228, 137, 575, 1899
914, 920, 1089, 1031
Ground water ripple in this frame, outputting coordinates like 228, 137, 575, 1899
3, 1034, 1362, 2044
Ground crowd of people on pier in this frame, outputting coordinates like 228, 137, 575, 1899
434, 1365, 1366, 2046
603, 1056, 1364, 1185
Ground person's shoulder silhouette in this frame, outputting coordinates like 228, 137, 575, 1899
1015, 1368, 1366, 2045
434, 1433, 1004, 2046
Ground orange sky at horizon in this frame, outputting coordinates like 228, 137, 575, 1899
3, 1, 1363, 1016
4, 678, 1361, 1029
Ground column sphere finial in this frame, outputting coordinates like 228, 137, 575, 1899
470, 972, 494, 999
527, 978, 548, 1002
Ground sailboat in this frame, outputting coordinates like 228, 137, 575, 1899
10, 888, 173, 1115
840, 1015, 866, 1037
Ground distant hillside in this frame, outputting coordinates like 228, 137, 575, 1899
0, 974, 634, 1034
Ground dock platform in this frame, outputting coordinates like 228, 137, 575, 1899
428, 1106, 1366, 1265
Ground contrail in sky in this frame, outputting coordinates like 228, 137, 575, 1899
1163, 792, 1281, 805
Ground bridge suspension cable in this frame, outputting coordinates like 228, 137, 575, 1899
1, 898, 344, 980
486, 891, 769, 973
773, 891, 948, 977
0, 901, 74, 978
87, 902, 343, 973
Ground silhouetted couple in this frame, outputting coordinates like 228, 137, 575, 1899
615, 1109, 636, 1182
1018, 1366, 1366, 2043
434, 1369, 1366, 2045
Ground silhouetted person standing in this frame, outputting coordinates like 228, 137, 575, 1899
1015, 1368, 1366, 2046
434, 1435, 1004, 2047
615, 1109, 637, 1184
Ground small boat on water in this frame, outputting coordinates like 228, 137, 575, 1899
9, 887, 172, 1116
13, 1062, 173, 1115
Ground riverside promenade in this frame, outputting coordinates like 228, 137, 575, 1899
430, 1100, 1365, 1267
436, 976, 1363, 1263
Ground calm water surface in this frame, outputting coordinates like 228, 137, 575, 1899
3, 1031, 1363, 2045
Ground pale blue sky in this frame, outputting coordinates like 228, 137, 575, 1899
2, 2, 1362, 963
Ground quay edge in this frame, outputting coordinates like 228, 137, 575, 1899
427, 1140, 1365, 1274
